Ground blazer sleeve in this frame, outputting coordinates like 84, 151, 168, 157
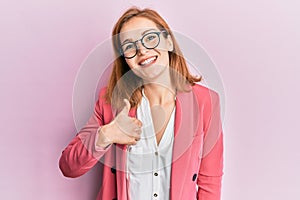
59, 89, 111, 178
197, 92, 224, 200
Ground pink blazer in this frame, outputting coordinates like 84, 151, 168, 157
59, 84, 224, 200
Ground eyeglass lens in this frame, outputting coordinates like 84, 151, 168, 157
121, 32, 160, 58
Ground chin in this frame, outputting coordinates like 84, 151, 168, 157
135, 65, 168, 82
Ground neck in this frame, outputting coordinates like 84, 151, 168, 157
141, 65, 176, 105
143, 83, 176, 105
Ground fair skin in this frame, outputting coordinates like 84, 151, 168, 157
97, 17, 175, 148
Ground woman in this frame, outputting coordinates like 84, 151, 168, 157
59, 7, 224, 200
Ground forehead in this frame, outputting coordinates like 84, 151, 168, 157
119, 17, 159, 41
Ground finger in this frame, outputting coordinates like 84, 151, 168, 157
118, 123, 140, 136
136, 119, 143, 127
135, 127, 142, 134
118, 126, 141, 139
132, 135, 141, 142
120, 118, 141, 133
128, 127, 142, 139
128, 138, 137, 145
135, 131, 141, 140
125, 127, 141, 138
131, 118, 143, 127
120, 99, 131, 115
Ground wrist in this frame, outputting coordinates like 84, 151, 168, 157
96, 125, 113, 148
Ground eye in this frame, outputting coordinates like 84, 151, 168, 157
123, 43, 135, 51
145, 34, 157, 42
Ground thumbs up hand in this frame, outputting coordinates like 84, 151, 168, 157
96, 99, 143, 148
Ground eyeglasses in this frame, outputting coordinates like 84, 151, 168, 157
120, 31, 166, 59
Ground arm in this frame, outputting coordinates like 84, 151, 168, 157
59, 91, 110, 178
197, 92, 224, 200
59, 91, 142, 178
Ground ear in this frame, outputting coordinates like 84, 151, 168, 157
166, 34, 174, 52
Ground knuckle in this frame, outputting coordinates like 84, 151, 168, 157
131, 140, 137, 145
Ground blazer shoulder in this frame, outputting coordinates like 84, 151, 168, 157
96, 86, 112, 110
192, 83, 220, 103
98, 87, 108, 99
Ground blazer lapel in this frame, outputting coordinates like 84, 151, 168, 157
170, 90, 198, 200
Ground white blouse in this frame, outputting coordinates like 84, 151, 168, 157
126, 89, 176, 200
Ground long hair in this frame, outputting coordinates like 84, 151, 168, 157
105, 7, 202, 110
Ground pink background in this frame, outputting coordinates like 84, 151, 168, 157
1, 0, 300, 199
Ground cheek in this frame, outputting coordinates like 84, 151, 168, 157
159, 51, 170, 64
156, 39, 170, 52
125, 59, 137, 69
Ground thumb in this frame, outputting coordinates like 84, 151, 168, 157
120, 98, 131, 115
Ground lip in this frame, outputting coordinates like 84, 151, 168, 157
138, 56, 158, 68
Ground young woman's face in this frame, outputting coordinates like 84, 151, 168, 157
119, 17, 173, 81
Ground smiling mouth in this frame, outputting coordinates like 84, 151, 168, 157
139, 56, 157, 67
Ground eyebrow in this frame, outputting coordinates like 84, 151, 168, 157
121, 28, 158, 45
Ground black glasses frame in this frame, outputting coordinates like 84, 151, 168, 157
119, 31, 167, 59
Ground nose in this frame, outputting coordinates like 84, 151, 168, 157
135, 40, 148, 55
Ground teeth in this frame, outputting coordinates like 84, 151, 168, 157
140, 57, 156, 66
